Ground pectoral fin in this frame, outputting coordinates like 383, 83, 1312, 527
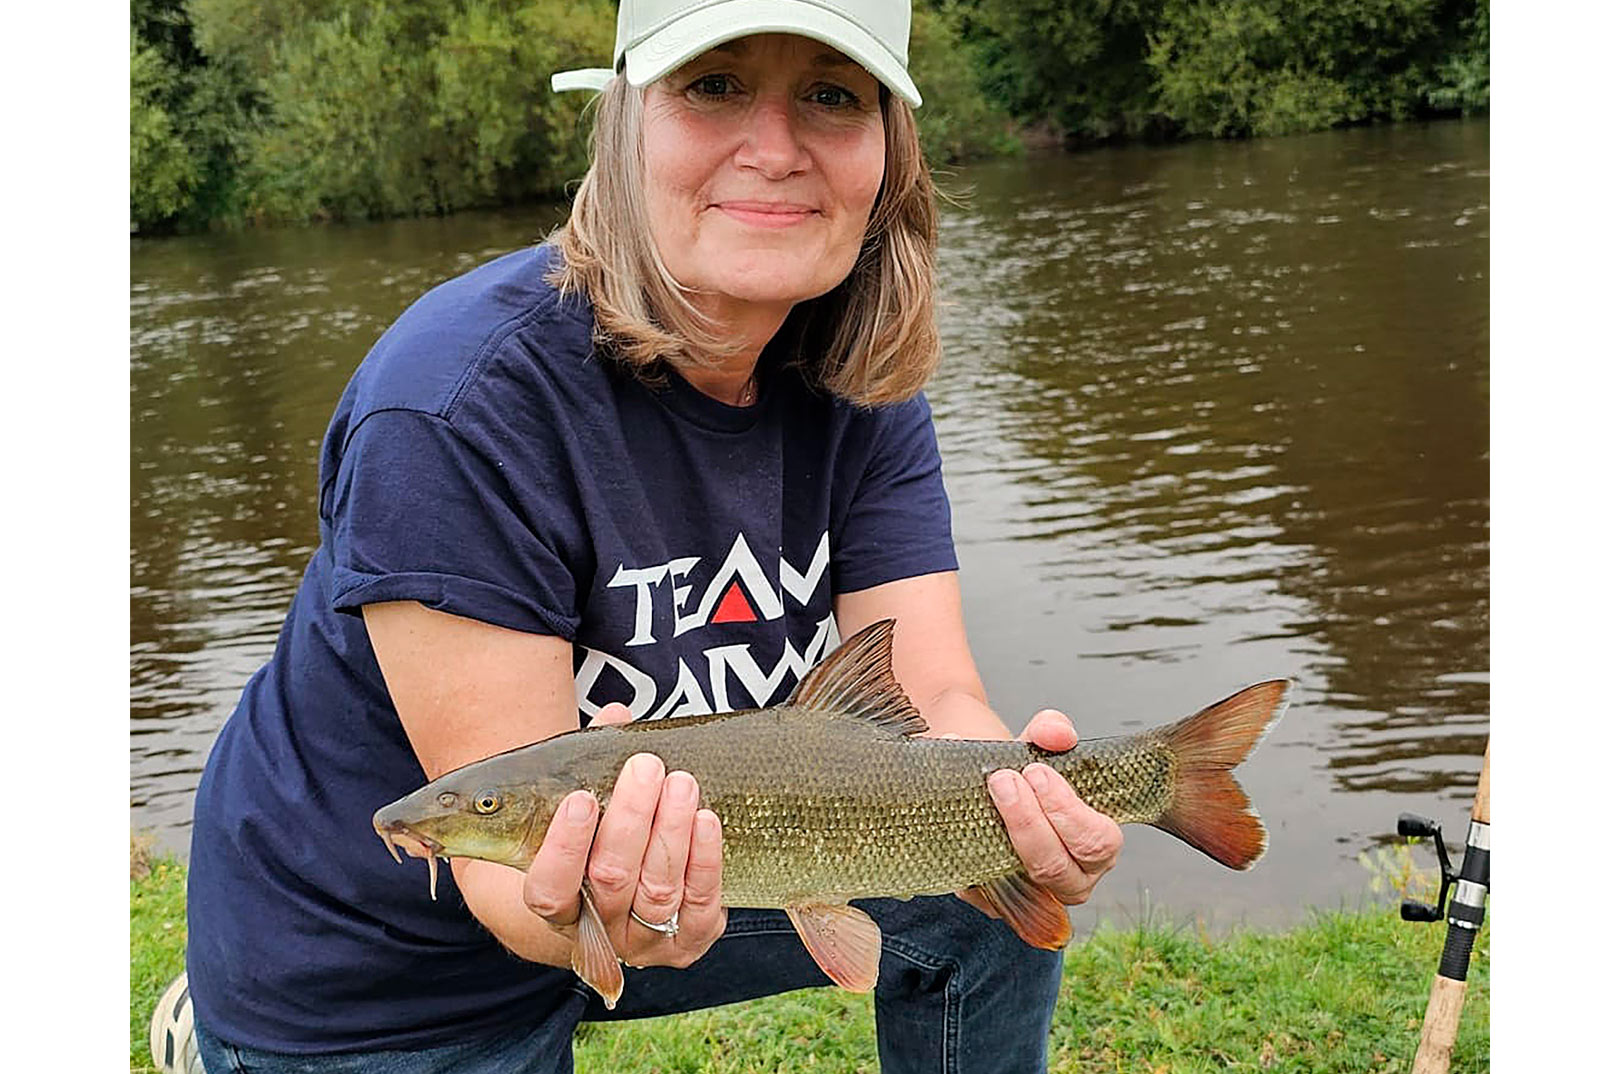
786, 903, 883, 992
571, 884, 624, 1009
967, 873, 1072, 950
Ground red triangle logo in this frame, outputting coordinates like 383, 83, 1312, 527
711, 580, 758, 624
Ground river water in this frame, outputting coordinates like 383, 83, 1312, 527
131, 119, 1488, 929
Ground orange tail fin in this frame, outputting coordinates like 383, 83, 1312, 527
1150, 680, 1291, 870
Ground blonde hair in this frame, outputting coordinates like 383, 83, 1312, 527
548, 76, 940, 407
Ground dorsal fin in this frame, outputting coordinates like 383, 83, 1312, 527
786, 619, 929, 736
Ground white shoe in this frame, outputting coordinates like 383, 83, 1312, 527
149, 971, 205, 1074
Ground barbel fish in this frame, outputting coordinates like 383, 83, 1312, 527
374, 619, 1290, 1007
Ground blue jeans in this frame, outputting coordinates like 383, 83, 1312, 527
196, 895, 1064, 1074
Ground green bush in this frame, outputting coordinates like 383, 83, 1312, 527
131, 28, 201, 227
130, 0, 256, 232
947, 0, 1162, 142
1145, 0, 1473, 137
430, 1, 620, 203
1147, 1, 1356, 137
947, 0, 1487, 142
241, 7, 436, 220
910, 5, 1020, 162
235, 0, 612, 222
1428, 0, 1489, 114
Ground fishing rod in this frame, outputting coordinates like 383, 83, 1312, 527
1399, 739, 1490, 1074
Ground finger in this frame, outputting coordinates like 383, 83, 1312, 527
586, 753, 666, 929
676, 808, 728, 953
631, 770, 699, 930
1019, 709, 1078, 752
522, 790, 600, 925
1023, 763, 1124, 877
987, 768, 1090, 904
588, 702, 634, 728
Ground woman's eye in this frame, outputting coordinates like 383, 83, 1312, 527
690, 74, 734, 98
809, 85, 858, 108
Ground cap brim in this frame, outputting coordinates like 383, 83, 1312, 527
622, 0, 921, 108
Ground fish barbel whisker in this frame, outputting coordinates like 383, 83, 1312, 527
381, 832, 403, 864
375, 823, 444, 900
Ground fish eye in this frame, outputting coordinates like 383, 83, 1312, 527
473, 792, 502, 815
437, 792, 457, 808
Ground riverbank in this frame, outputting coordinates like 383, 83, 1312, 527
132, 0, 1487, 234
131, 849, 1488, 1073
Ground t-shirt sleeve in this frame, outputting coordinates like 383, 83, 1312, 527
833, 394, 959, 594
324, 408, 580, 638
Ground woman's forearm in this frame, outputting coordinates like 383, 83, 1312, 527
452, 858, 577, 967
918, 686, 1013, 740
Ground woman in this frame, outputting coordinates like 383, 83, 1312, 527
182, 2, 1123, 1071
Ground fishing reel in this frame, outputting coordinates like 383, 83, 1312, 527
1395, 809, 1490, 981
1403, 744, 1489, 1073
1395, 813, 1459, 923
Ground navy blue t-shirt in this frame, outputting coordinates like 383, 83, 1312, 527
186, 244, 958, 1053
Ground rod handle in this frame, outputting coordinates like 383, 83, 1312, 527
1411, 975, 1467, 1074
1471, 740, 1489, 824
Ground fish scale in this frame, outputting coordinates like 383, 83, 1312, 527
373, 619, 1290, 1008
538, 708, 1179, 905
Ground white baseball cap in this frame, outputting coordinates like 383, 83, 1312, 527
551, 0, 921, 107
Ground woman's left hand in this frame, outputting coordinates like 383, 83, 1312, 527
965, 709, 1124, 910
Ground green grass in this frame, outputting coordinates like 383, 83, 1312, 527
131, 854, 1487, 1073
131, 839, 188, 1074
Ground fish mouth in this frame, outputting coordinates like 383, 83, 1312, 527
373, 817, 447, 901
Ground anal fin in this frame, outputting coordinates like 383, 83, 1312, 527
572, 884, 624, 1009
967, 873, 1072, 950
786, 903, 883, 992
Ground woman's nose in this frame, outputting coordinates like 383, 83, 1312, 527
735, 97, 810, 179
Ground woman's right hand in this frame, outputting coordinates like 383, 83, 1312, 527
519, 703, 728, 970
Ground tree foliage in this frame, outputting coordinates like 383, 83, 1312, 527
943, 0, 1488, 142
946, 0, 1163, 142
1147, 0, 1465, 137
231, 1, 614, 222
131, 27, 199, 227
130, 0, 256, 232
131, 0, 1488, 232
1427, 0, 1489, 114
909, 5, 1019, 162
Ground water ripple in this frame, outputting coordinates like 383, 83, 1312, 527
131, 127, 1490, 923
